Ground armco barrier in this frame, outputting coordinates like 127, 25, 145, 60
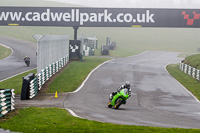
180, 62, 200, 80
21, 56, 69, 100
0, 89, 15, 118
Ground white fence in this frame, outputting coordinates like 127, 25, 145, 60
37, 35, 69, 74
179, 62, 200, 80
22, 35, 70, 99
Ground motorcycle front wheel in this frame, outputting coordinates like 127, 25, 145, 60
114, 98, 123, 109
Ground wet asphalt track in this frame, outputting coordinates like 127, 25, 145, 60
0, 36, 37, 133
64, 51, 200, 128
0, 35, 37, 81
1, 37, 200, 129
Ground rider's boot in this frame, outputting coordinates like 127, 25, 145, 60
109, 94, 113, 100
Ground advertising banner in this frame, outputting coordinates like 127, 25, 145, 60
0, 7, 199, 28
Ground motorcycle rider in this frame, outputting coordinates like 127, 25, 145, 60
24, 56, 30, 62
24, 56, 30, 66
109, 81, 131, 103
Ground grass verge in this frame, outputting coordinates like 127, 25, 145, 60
1, 0, 200, 57
0, 59, 200, 132
0, 45, 12, 60
166, 64, 200, 100
0, 69, 37, 94
0, 57, 109, 94
183, 54, 200, 69
0, 107, 200, 133
48, 57, 110, 93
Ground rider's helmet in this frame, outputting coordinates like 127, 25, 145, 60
125, 81, 130, 90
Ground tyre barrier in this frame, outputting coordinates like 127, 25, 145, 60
109, 42, 117, 50
179, 62, 200, 80
101, 45, 109, 55
21, 73, 35, 100
0, 89, 15, 118
29, 77, 38, 99
21, 56, 69, 100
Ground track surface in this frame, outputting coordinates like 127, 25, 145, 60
64, 51, 200, 128
0, 35, 37, 81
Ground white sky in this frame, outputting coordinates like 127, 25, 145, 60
46, 0, 200, 8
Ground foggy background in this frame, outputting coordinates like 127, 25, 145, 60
46, 0, 200, 8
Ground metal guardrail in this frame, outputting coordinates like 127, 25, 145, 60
0, 89, 15, 118
37, 35, 69, 73
27, 56, 69, 99
179, 62, 200, 80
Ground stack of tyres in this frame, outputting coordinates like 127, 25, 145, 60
21, 73, 35, 100
0, 89, 15, 118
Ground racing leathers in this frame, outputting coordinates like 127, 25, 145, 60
109, 85, 131, 104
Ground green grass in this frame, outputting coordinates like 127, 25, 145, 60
0, 1, 200, 57
0, 45, 12, 60
166, 64, 200, 100
0, 107, 200, 133
1, 26, 200, 57
0, 57, 108, 94
183, 54, 200, 69
0, 69, 36, 94
48, 57, 110, 93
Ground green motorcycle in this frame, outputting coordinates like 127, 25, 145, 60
108, 88, 130, 109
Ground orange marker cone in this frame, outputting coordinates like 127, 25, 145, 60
55, 91, 58, 98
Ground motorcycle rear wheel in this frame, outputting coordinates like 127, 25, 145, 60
108, 102, 112, 108
25, 61, 30, 67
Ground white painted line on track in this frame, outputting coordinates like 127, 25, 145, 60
71, 59, 115, 93
127, 51, 148, 58
0, 43, 10, 49
0, 43, 37, 82
0, 68, 36, 82
0, 43, 14, 59
65, 51, 152, 118
165, 65, 200, 104
65, 108, 84, 119
65, 59, 115, 118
